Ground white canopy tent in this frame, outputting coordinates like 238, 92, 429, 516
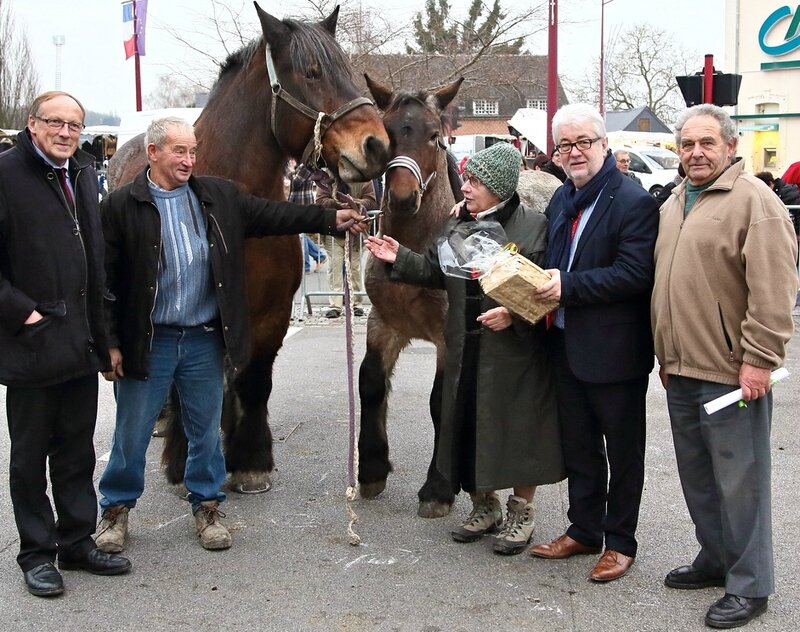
506, 108, 549, 154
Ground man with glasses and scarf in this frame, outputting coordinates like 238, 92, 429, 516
530, 103, 659, 582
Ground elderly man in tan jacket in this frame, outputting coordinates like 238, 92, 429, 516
651, 103, 797, 630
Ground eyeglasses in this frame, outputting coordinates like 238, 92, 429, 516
463, 174, 483, 188
616, 158, 630, 164
34, 116, 85, 134
555, 137, 601, 154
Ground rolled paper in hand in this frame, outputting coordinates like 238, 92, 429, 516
703, 367, 790, 415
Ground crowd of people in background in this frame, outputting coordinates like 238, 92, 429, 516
1, 88, 798, 631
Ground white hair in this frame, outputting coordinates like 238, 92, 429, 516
551, 103, 606, 142
144, 117, 195, 148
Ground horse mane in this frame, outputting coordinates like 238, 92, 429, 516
446, 151, 464, 202
216, 19, 353, 84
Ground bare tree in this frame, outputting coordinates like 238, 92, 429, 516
146, 75, 198, 109
0, 0, 40, 128
150, 0, 260, 95
567, 23, 697, 125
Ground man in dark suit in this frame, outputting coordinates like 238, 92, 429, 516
0, 91, 132, 598
529, 103, 659, 582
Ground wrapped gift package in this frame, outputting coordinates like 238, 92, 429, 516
479, 253, 559, 324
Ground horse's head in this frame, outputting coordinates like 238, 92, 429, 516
366, 75, 463, 216
254, 3, 389, 183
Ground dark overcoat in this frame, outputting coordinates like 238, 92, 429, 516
0, 130, 110, 387
390, 193, 565, 493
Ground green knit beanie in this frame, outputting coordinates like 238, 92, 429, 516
464, 143, 521, 201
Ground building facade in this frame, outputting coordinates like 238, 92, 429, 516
726, 0, 800, 174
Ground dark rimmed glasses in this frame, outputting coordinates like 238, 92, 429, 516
555, 137, 601, 154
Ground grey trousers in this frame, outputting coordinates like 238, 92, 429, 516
666, 375, 774, 598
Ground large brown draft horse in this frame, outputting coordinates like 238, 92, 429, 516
358, 76, 464, 517
107, 3, 390, 493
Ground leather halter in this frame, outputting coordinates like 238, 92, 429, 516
263, 39, 373, 170
385, 138, 446, 195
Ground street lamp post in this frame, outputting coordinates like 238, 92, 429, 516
599, 0, 614, 117
53, 35, 65, 90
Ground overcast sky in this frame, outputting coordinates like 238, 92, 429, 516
9, 0, 725, 116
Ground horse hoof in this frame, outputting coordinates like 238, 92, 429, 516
359, 480, 386, 498
417, 500, 453, 519
227, 471, 272, 494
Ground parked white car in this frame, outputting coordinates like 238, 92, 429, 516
612, 145, 680, 198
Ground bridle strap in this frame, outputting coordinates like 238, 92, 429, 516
384, 139, 446, 194
264, 40, 373, 169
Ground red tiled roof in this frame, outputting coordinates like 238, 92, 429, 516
453, 119, 511, 135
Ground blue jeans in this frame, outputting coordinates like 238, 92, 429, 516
99, 324, 226, 511
302, 234, 326, 272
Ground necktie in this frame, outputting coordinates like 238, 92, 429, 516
56, 168, 75, 208
570, 209, 583, 242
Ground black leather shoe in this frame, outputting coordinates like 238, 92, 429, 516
665, 564, 725, 589
59, 548, 132, 576
23, 562, 64, 597
705, 593, 768, 629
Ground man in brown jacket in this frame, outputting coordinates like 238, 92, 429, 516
651, 104, 797, 629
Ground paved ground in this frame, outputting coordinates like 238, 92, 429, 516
1, 303, 798, 632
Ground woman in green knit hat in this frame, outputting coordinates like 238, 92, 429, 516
366, 142, 564, 555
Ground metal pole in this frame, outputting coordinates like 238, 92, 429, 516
600, 3, 605, 115
134, 1, 143, 111
600, 0, 615, 117
703, 54, 714, 105
546, 0, 558, 156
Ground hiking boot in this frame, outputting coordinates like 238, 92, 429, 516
193, 501, 232, 550
94, 506, 129, 553
493, 495, 535, 555
451, 492, 502, 543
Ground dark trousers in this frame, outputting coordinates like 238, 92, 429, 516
6, 374, 99, 571
551, 331, 647, 557
667, 375, 774, 597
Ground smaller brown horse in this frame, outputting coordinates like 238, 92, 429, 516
358, 76, 464, 517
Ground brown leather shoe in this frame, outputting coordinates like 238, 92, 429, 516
589, 550, 634, 582
529, 534, 601, 559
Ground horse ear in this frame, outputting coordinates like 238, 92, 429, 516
365, 74, 393, 111
433, 77, 464, 112
319, 5, 340, 36
254, 1, 290, 44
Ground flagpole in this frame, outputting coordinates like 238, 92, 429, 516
133, 0, 142, 111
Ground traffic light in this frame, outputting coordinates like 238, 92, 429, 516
676, 75, 703, 106
675, 72, 742, 107
712, 73, 742, 107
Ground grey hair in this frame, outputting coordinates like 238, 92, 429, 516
144, 117, 195, 148
613, 149, 629, 159
552, 103, 607, 142
673, 104, 737, 144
